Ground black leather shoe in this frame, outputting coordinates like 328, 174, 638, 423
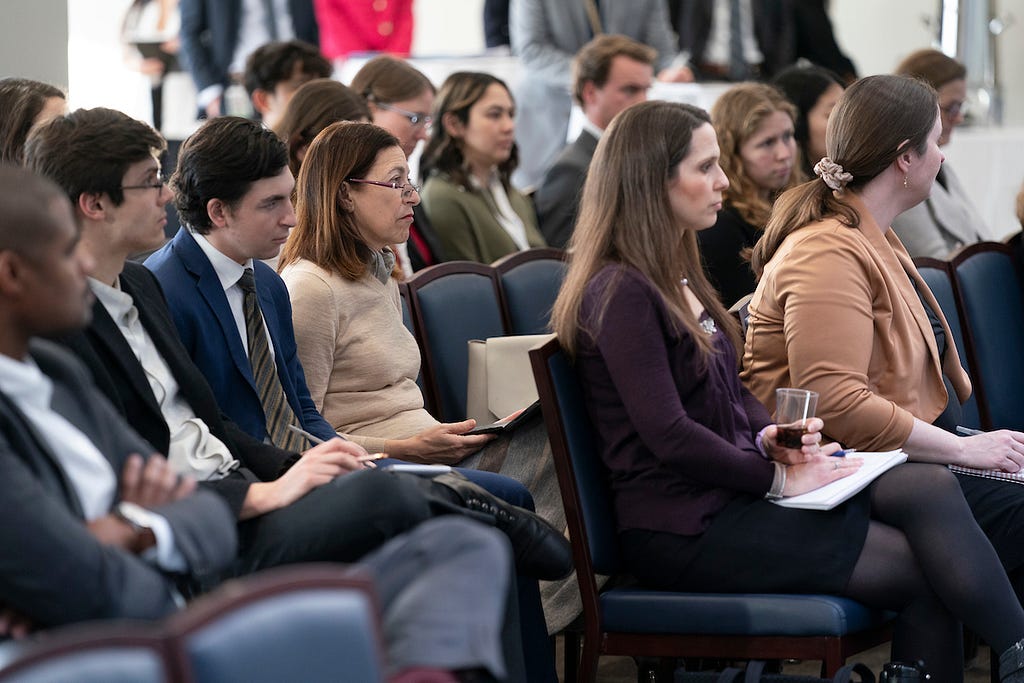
1001, 639, 1024, 682
433, 472, 573, 581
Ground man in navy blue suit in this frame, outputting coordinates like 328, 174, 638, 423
179, 0, 319, 118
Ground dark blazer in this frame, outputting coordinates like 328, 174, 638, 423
697, 204, 760, 307
671, 0, 795, 78
533, 129, 598, 249
144, 228, 336, 445
179, 0, 319, 93
0, 340, 236, 628
58, 262, 299, 516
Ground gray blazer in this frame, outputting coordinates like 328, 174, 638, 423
892, 164, 989, 259
509, 0, 680, 189
0, 340, 237, 629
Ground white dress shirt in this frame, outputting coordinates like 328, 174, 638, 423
90, 277, 238, 481
471, 171, 530, 251
0, 352, 184, 571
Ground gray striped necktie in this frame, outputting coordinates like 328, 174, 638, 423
238, 267, 306, 452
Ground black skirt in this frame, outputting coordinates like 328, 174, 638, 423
620, 489, 871, 596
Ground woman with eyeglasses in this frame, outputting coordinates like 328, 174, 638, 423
419, 71, 546, 264
891, 49, 989, 258
351, 55, 447, 274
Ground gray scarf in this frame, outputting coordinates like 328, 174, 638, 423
368, 247, 396, 284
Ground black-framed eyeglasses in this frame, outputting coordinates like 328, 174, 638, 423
347, 178, 421, 198
374, 102, 433, 128
120, 172, 167, 192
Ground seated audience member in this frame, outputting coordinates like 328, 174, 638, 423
24, 108, 572, 680
351, 55, 446, 274
178, 0, 319, 119
698, 83, 800, 305
273, 78, 370, 177
892, 49, 988, 258
279, 121, 577, 642
420, 72, 546, 264
533, 34, 655, 249
0, 78, 66, 164
772, 63, 845, 177
741, 74, 1024, 614
0, 163, 236, 630
549, 97, 1024, 682
243, 39, 332, 131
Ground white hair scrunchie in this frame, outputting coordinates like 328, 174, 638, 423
813, 157, 853, 191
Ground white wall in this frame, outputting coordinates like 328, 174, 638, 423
0, 0, 68, 87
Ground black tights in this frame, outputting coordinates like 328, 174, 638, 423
844, 463, 1024, 681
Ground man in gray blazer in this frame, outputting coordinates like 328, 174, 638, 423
509, 0, 690, 190
0, 164, 238, 631
534, 34, 656, 248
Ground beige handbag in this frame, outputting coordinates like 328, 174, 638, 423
465, 334, 555, 425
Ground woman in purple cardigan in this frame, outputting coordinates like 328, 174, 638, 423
549, 99, 1024, 680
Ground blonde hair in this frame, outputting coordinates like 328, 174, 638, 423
551, 101, 741, 360
711, 82, 801, 227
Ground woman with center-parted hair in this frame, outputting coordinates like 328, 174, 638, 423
550, 96, 1024, 681
697, 83, 801, 307
419, 71, 546, 264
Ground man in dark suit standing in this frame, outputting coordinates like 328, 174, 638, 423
0, 164, 237, 632
179, 0, 319, 118
533, 34, 655, 248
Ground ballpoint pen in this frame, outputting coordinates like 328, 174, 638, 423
286, 425, 385, 465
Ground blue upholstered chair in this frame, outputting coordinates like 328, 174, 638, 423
529, 338, 893, 683
950, 243, 1024, 431
913, 257, 982, 430
166, 564, 385, 683
0, 624, 169, 683
405, 261, 510, 421
493, 248, 568, 335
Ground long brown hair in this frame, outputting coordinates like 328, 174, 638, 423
0, 78, 65, 165
278, 121, 400, 280
272, 79, 370, 177
551, 100, 741, 359
751, 75, 937, 278
712, 82, 801, 227
419, 72, 518, 190
351, 55, 435, 105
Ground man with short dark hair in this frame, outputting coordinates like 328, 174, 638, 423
0, 163, 237, 631
533, 34, 656, 248
243, 39, 332, 129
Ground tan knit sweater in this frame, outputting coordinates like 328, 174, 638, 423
281, 259, 437, 452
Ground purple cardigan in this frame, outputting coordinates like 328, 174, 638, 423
575, 265, 774, 536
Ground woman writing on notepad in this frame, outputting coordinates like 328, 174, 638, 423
740, 74, 1024, 611
551, 97, 1024, 680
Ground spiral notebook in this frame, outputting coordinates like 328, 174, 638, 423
772, 450, 908, 510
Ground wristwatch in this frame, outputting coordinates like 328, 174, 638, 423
114, 501, 158, 554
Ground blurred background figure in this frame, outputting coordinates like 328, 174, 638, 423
0, 77, 66, 164
178, 0, 318, 119
120, 0, 181, 132
483, 0, 511, 55
698, 82, 801, 306
351, 55, 447, 275
772, 63, 845, 177
274, 78, 371, 177
420, 71, 546, 263
892, 48, 988, 258
313, 0, 414, 65
243, 39, 332, 130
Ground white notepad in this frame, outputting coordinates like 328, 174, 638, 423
772, 450, 908, 510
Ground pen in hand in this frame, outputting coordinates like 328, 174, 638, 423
832, 448, 856, 458
287, 425, 383, 468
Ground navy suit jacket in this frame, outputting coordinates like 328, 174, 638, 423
144, 228, 336, 445
179, 0, 319, 93
0, 340, 236, 628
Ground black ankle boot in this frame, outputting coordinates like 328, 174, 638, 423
433, 472, 573, 580
1001, 639, 1024, 682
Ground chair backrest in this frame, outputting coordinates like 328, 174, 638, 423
913, 256, 981, 430
397, 281, 426, 395
0, 625, 168, 683
493, 248, 568, 335
950, 242, 1024, 430
406, 262, 509, 421
531, 338, 622, 628
166, 565, 384, 683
